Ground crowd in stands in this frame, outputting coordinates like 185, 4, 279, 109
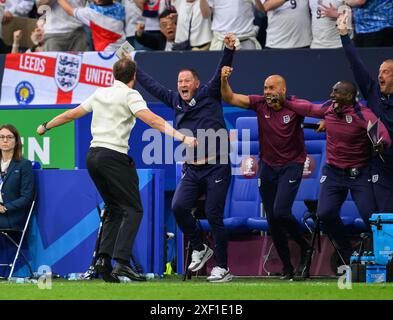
0, 0, 391, 54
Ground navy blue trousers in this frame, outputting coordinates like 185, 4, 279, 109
259, 161, 309, 273
317, 164, 377, 258
172, 163, 231, 269
371, 157, 393, 212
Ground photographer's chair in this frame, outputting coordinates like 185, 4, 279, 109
0, 191, 36, 280
302, 199, 359, 277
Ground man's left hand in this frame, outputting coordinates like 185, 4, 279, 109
0, 205, 7, 214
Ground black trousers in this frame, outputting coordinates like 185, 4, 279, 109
86, 147, 143, 262
172, 163, 231, 269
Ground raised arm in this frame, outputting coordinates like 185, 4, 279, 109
337, 12, 375, 100
200, 0, 212, 19
259, 0, 287, 12
57, 0, 74, 16
207, 34, 236, 98
136, 67, 175, 108
220, 66, 251, 109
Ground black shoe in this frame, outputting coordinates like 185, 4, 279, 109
112, 263, 147, 282
95, 256, 119, 283
280, 271, 294, 281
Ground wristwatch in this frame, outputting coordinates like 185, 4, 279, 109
42, 122, 50, 132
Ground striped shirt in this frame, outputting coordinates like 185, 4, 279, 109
74, 2, 126, 51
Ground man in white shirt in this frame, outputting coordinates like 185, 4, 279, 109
200, 0, 262, 50
173, 0, 212, 50
309, 0, 345, 48
36, 0, 88, 52
37, 58, 196, 283
261, 0, 312, 49
3, 0, 34, 23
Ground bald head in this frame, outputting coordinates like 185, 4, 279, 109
265, 75, 287, 89
264, 75, 287, 110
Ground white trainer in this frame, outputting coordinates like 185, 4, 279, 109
207, 266, 233, 283
188, 244, 213, 272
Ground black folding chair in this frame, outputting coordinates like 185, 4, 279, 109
0, 191, 36, 280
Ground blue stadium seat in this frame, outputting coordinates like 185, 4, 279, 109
339, 193, 368, 232
294, 140, 326, 230
303, 117, 326, 140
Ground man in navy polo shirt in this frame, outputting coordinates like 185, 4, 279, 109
135, 34, 236, 283
221, 66, 311, 280
337, 14, 393, 213
284, 81, 392, 265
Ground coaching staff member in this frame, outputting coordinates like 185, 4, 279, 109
221, 66, 311, 280
37, 58, 196, 283
338, 13, 393, 212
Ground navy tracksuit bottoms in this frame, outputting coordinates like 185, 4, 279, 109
172, 163, 231, 269
259, 161, 309, 273
317, 164, 377, 259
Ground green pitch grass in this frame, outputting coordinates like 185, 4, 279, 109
0, 276, 392, 300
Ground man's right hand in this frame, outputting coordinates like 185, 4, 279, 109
336, 11, 349, 36
221, 66, 233, 82
224, 33, 236, 50
135, 23, 145, 37
183, 136, 198, 148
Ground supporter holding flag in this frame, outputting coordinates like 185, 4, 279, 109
58, 0, 126, 52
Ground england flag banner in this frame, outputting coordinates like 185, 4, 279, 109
0, 51, 135, 105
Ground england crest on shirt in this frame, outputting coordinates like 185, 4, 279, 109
372, 174, 379, 183
345, 115, 353, 124
55, 53, 82, 92
283, 115, 290, 124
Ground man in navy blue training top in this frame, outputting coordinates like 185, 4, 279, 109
285, 81, 391, 265
338, 13, 393, 212
135, 34, 236, 283
221, 65, 311, 281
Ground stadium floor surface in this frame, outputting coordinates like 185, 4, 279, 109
0, 276, 392, 300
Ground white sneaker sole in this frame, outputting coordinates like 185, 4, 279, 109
188, 248, 213, 272
207, 273, 233, 283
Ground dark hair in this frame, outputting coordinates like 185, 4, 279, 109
97, 0, 113, 6
178, 68, 200, 81
113, 58, 137, 84
159, 9, 177, 20
0, 124, 23, 161
340, 80, 357, 100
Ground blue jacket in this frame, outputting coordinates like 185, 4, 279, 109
341, 34, 393, 171
0, 158, 35, 229
136, 47, 235, 161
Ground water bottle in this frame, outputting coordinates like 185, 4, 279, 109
9, 277, 37, 284
118, 276, 133, 283
67, 273, 84, 280
145, 273, 162, 280
350, 251, 359, 264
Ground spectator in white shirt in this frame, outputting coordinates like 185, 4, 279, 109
172, 0, 212, 51
261, 0, 312, 49
200, 0, 262, 50
36, 0, 88, 52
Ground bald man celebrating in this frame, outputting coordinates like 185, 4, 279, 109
221, 67, 311, 281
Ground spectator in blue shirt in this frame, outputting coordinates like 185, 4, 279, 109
346, 0, 393, 47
